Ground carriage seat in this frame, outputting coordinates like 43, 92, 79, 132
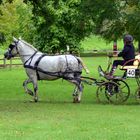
120, 54, 140, 70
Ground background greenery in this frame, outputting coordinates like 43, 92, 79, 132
81, 35, 139, 52
0, 35, 138, 54
1, 0, 140, 53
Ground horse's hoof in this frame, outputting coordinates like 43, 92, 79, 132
33, 96, 38, 102
73, 98, 80, 103
29, 99, 34, 102
29, 99, 38, 103
34, 99, 38, 102
73, 99, 76, 103
77, 100, 81, 103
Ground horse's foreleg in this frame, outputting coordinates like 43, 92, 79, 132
23, 79, 34, 96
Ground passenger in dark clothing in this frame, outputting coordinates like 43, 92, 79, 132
107, 34, 135, 78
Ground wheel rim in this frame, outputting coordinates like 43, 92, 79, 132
106, 80, 130, 104
96, 82, 110, 104
96, 80, 130, 104
115, 80, 130, 102
135, 87, 140, 103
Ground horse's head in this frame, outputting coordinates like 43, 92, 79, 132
4, 37, 19, 59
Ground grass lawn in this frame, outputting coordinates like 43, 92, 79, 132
0, 57, 140, 140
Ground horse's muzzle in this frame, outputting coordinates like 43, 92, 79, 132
4, 51, 12, 60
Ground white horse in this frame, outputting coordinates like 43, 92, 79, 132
4, 37, 89, 103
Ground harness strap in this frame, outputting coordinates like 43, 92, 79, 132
34, 54, 47, 80
24, 53, 82, 80
65, 55, 69, 69
34, 54, 47, 69
65, 55, 73, 71
35, 67, 82, 80
24, 51, 38, 67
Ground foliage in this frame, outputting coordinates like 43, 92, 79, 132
80, 0, 140, 51
25, 0, 94, 53
79, 0, 126, 42
1, 0, 140, 52
0, 0, 19, 43
0, 0, 36, 47
124, 0, 140, 42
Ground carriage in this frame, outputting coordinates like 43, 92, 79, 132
81, 53, 140, 104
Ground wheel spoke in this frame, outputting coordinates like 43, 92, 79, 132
119, 85, 126, 90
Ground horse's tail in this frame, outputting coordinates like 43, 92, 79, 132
76, 57, 89, 74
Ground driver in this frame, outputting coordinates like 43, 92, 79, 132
106, 34, 135, 79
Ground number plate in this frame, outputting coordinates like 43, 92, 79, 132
127, 69, 136, 77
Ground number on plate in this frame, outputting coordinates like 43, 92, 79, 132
127, 69, 135, 77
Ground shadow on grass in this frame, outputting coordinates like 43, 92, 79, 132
0, 94, 139, 107
0, 99, 139, 106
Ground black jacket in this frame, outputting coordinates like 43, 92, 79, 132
118, 44, 135, 60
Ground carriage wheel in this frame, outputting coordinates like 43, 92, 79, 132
135, 87, 140, 103
105, 80, 130, 104
114, 80, 130, 102
96, 80, 130, 104
96, 81, 119, 104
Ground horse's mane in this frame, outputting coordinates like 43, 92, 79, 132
20, 39, 37, 51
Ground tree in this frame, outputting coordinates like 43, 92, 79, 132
124, 0, 140, 51
0, 0, 19, 43
23, 0, 140, 53
24, 0, 94, 53
0, 0, 36, 46
79, 0, 127, 42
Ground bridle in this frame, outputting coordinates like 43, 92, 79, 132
8, 40, 19, 58
5, 39, 40, 60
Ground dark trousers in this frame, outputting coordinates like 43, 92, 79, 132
113, 60, 134, 68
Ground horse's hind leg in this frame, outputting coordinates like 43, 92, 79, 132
72, 86, 79, 103
69, 79, 83, 103
73, 86, 79, 96
75, 82, 83, 103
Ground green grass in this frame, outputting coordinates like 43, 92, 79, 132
0, 57, 140, 140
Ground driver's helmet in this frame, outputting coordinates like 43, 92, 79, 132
123, 34, 133, 43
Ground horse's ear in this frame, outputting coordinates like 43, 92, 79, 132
18, 36, 21, 40
13, 37, 18, 42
